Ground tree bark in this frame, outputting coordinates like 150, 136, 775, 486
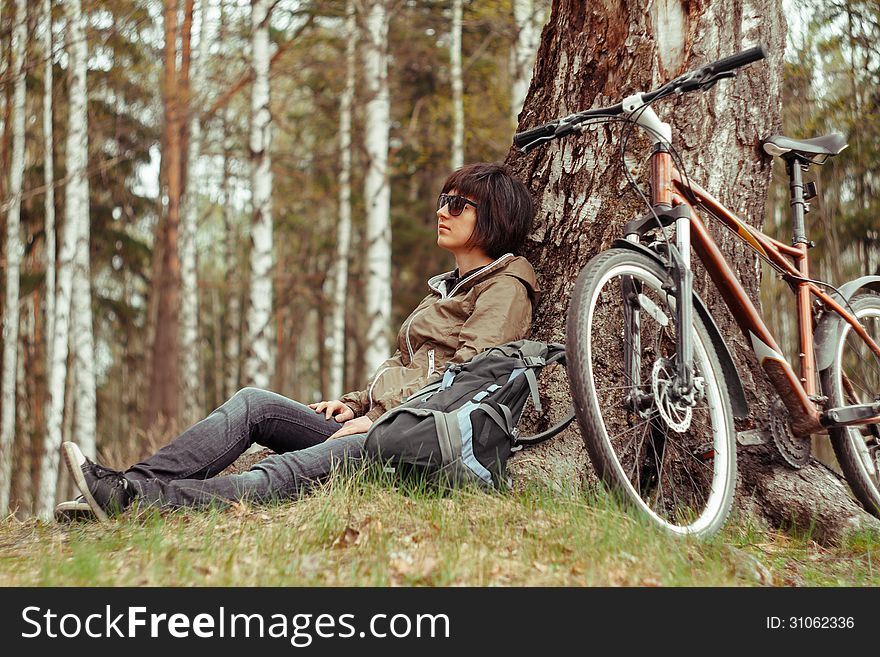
244, 0, 275, 389
0, 0, 27, 513
362, 0, 393, 373
506, 0, 878, 543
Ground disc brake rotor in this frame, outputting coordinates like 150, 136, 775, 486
652, 358, 692, 433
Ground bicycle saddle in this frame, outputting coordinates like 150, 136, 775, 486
760, 133, 848, 164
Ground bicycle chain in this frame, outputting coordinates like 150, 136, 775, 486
770, 397, 811, 468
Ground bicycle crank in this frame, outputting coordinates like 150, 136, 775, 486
770, 397, 811, 468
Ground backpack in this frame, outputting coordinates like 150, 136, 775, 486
364, 340, 574, 489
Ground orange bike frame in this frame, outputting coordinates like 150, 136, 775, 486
649, 150, 880, 435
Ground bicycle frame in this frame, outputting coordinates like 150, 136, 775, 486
646, 148, 880, 436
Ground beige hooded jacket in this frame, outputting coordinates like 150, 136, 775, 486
340, 253, 540, 420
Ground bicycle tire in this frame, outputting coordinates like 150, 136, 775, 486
820, 292, 880, 517
566, 248, 736, 538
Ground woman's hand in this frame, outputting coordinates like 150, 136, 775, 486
309, 400, 355, 423
327, 415, 373, 440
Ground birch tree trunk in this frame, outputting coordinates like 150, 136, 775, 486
329, 0, 357, 400
245, 0, 274, 389
218, 1, 240, 399
362, 0, 392, 373
43, 0, 56, 377
450, 0, 464, 170
510, 0, 541, 123
16, 307, 33, 512
69, 0, 96, 461
222, 116, 240, 398
38, 0, 89, 517
0, 0, 27, 512
179, 0, 207, 426
507, 0, 876, 543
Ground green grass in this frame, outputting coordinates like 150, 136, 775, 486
1, 470, 878, 586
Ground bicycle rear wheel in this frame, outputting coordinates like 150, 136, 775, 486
566, 249, 736, 538
821, 292, 880, 517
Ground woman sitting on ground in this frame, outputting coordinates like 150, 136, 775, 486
60, 162, 540, 520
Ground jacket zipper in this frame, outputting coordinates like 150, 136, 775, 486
367, 366, 392, 413
447, 253, 512, 298
404, 253, 514, 361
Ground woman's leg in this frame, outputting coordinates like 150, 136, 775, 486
125, 387, 342, 484
130, 433, 367, 509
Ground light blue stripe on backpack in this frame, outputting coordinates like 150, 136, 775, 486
472, 384, 501, 403
441, 369, 457, 390
455, 402, 493, 485
508, 367, 526, 382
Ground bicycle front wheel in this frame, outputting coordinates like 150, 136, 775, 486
821, 292, 880, 517
566, 249, 736, 538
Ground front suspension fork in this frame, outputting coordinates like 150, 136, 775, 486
674, 215, 694, 394
623, 209, 697, 405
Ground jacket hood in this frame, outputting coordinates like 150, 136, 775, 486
427, 253, 541, 307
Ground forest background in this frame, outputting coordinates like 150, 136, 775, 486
0, 0, 876, 520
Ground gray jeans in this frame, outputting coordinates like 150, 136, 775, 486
124, 387, 367, 509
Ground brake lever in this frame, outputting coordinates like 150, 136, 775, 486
519, 135, 555, 154
553, 120, 583, 139
518, 123, 584, 154
698, 70, 736, 90
677, 69, 737, 93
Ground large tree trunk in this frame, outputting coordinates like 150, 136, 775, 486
244, 0, 275, 390
0, 0, 27, 513
329, 0, 357, 400
507, 0, 879, 543
361, 0, 392, 373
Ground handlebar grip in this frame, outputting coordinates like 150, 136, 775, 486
707, 45, 767, 74
513, 122, 558, 149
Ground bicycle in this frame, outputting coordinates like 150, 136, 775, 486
513, 46, 880, 538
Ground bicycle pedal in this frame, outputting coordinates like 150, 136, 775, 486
822, 402, 880, 428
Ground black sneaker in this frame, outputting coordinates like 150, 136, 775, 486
62, 442, 135, 521
54, 496, 95, 522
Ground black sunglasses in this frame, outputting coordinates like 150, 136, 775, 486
437, 193, 479, 217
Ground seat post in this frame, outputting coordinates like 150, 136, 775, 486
787, 158, 809, 246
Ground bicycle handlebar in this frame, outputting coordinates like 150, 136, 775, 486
706, 45, 767, 75
513, 45, 767, 152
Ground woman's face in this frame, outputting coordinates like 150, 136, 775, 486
436, 189, 482, 256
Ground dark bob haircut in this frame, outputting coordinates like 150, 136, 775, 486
441, 162, 534, 258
